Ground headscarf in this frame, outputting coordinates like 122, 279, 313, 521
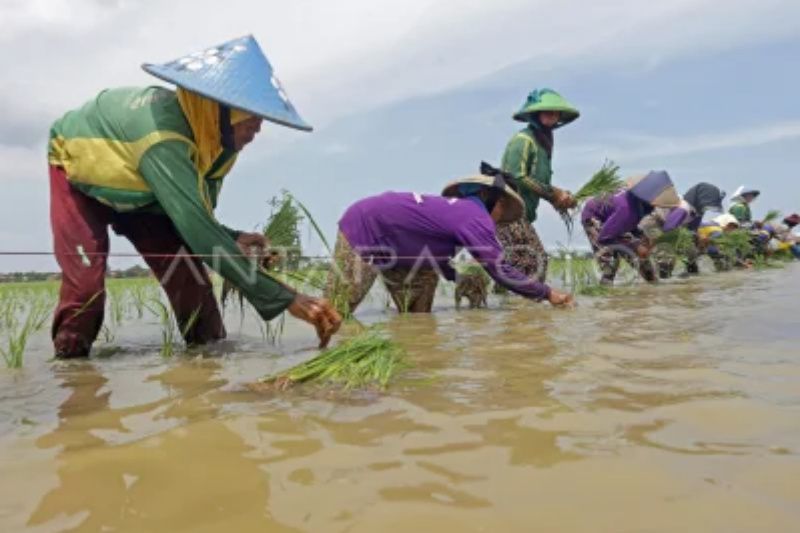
527, 118, 554, 159
176, 88, 253, 177
784, 213, 800, 227
713, 213, 739, 228
683, 183, 725, 214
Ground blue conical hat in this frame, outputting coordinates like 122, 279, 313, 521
142, 35, 312, 132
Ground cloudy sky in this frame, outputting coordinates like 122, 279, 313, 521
1, 0, 799, 271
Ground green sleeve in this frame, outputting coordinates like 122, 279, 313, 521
138, 141, 295, 321
221, 224, 242, 241
729, 203, 749, 223
501, 134, 553, 199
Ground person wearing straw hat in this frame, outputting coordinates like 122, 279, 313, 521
638, 182, 726, 277
727, 185, 760, 225
580, 171, 682, 284
496, 88, 580, 283
47, 35, 341, 358
697, 213, 744, 271
764, 214, 800, 259
324, 174, 574, 316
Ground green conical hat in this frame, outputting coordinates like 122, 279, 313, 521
513, 88, 580, 127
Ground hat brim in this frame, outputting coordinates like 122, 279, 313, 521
513, 107, 580, 128
626, 173, 682, 209
143, 64, 313, 132
141, 35, 312, 132
441, 176, 525, 223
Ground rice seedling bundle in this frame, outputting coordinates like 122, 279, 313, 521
715, 229, 754, 261
655, 227, 696, 259
222, 191, 332, 311
573, 161, 625, 204
259, 327, 407, 391
559, 161, 624, 233
761, 209, 781, 225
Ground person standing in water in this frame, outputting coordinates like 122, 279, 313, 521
497, 88, 580, 282
728, 186, 760, 225
581, 171, 682, 285
47, 36, 341, 358
638, 182, 726, 277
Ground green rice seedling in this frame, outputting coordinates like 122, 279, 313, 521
109, 291, 125, 327
146, 299, 176, 358
761, 209, 781, 225
289, 193, 332, 255
655, 227, 696, 260
180, 306, 203, 346
715, 229, 754, 263
753, 255, 785, 270
573, 161, 625, 204
577, 283, 613, 297
2, 302, 49, 369
130, 284, 147, 319
99, 324, 115, 344
260, 326, 408, 391
559, 161, 624, 233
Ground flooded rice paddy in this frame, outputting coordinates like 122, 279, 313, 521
1, 264, 799, 532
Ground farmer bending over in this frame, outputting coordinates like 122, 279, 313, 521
48, 36, 340, 358
324, 172, 573, 316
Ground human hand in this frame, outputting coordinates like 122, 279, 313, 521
288, 294, 342, 348
236, 232, 268, 258
551, 187, 577, 210
548, 289, 574, 307
635, 242, 653, 259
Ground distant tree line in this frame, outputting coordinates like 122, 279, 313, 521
0, 264, 152, 283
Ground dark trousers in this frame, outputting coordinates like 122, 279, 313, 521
49, 165, 225, 357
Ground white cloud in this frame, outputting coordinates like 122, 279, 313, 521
564, 120, 800, 163
2, 0, 799, 133
0, 144, 46, 183
0, 0, 797, 186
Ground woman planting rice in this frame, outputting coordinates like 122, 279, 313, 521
324, 174, 573, 316
581, 171, 681, 285
639, 182, 726, 277
496, 88, 580, 282
47, 36, 340, 357
728, 186, 760, 225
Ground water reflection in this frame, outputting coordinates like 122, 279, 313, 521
28, 361, 299, 532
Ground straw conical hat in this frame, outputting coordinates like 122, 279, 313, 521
730, 185, 760, 202
441, 175, 525, 223
626, 171, 681, 208
513, 88, 579, 127
143, 35, 312, 131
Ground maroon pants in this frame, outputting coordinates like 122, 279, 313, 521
49, 165, 225, 357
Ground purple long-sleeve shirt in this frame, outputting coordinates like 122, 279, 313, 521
581, 191, 647, 244
662, 206, 702, 232
339, 192, 551, 301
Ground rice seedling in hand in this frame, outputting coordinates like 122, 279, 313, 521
573, 161, 625, 204
559, 161, 624, 233
259, 326, 407, 391
222, 192, 304, 309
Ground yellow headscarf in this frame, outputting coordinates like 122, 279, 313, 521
176, 88, 253, 177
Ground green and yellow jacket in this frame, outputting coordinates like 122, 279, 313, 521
48, 86, 294, 320
500, 126, 554, 223
728, 202, 752, 224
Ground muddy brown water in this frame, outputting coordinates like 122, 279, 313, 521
1, 266, 799, 532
